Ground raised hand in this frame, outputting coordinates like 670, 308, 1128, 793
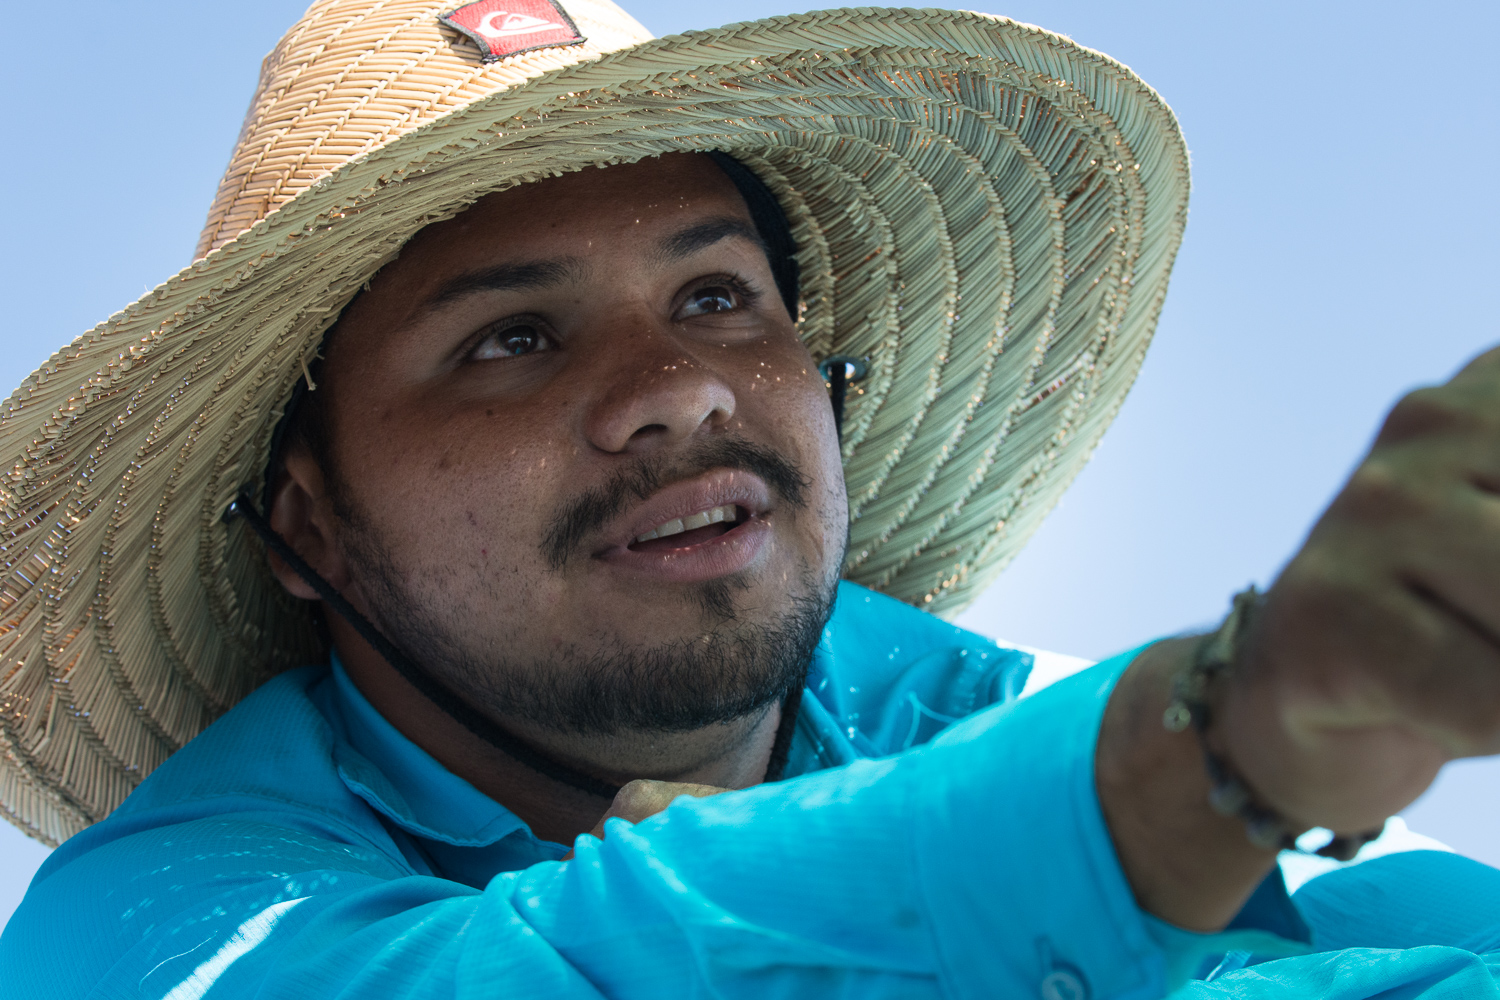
1100, 346, 1500, 930
1222, 345, 1500, 834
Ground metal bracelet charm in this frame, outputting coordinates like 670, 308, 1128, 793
1163, 587, 1384, 862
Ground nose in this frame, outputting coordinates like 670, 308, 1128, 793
583, 332, 737, 454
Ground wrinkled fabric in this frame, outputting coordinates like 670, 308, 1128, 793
1174, 948, 1500, 999
1, 582, 1495, 999
1167, 853, 1500, 998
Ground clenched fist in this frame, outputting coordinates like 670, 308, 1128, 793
1223, 346, 1500, 833
563, 780, 729, 859
1099, 346, 1500, 931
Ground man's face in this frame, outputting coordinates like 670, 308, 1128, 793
308, 153, 848, 736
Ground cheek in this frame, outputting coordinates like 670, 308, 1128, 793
341, 402, 577, 577
438, 442, 577, 569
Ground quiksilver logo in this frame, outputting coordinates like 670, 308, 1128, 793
441, 0, 586, 62
478, 10, 563, 38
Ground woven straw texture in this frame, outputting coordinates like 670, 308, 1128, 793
0, 0, 1189, 844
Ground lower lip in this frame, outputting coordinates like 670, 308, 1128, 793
596, 515, 772, 583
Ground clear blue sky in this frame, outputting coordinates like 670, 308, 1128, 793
2, 0, 1497, 930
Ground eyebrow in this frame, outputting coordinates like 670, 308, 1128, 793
420, 217, 765, 312
426, 257, 580, 309
655, 217, 767, 264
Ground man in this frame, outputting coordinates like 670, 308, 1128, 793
2, 1, 1499, 997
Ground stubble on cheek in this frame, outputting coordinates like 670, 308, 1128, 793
339, 490, 838, 735
327, 391, 849, 733
327, 440, 562, 664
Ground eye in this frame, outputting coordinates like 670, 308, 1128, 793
469, 320, 554, 361
676, 279, 754, 320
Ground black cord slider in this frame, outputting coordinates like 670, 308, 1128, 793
818, 355, 868, 443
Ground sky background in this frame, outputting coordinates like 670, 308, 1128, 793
1, 0, 1497, 932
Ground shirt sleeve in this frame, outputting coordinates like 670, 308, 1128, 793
2, 647, 1288, 1000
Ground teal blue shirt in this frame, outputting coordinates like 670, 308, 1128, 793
3, 582, 1498, 998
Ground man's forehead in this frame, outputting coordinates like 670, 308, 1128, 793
387, 154, 757, 283
453, 153, 747, 235
324, 155, 773, 348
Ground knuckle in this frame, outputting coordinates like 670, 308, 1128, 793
1379, 387, 1479, 444
612, 779, 661, 812
1453, 342, 1500, 383
1336, 459, 1427, 520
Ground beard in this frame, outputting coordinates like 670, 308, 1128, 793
329, 439, 843, 737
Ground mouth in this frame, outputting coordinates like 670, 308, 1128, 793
592, 470, 774, 583
628, 503, 747, 553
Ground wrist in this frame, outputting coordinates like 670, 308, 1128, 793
1096, 638, 1278, 931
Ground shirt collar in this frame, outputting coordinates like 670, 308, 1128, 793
326, 654, 533, 848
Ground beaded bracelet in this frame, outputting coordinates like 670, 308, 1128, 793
1162, 587, 1384, 862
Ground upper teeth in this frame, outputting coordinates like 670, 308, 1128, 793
636, 504, 738, 543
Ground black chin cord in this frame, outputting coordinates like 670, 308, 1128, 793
225, 495, 808, 800
225, 495, 624, 799
226, 360, 866, 799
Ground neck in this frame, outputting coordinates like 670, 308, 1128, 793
327, 615, 783, 843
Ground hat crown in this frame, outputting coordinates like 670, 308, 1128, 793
196, 0, 653, 257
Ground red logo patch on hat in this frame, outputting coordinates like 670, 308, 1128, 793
441, 0, 585, 62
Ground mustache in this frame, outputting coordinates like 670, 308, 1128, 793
541, 437, 810, 570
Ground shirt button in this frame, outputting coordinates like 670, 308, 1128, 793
1039, 968, 1089, 1000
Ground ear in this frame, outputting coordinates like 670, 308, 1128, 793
266, 443, 353, 600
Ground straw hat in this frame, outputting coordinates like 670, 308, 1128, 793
0, 0, 1189, 844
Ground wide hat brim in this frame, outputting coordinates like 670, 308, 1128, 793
0, 5, 1188, 844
